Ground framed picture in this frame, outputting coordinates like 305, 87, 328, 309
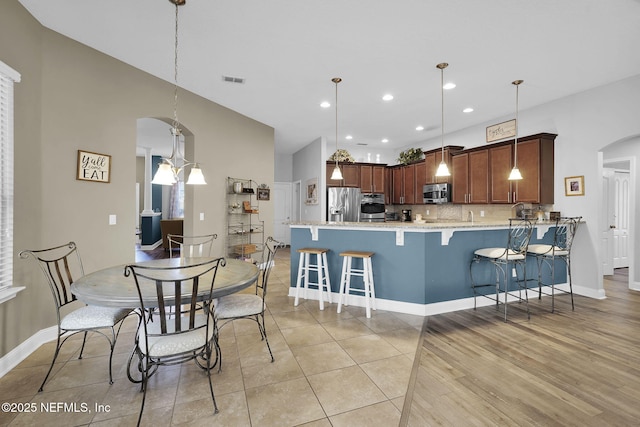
486, 119, 516, 143
305, 178, 318, 205
77, 150, 111, 183
564, 175, 584, 196
257, 188, 270, 201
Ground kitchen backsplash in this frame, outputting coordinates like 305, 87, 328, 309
389, 203, 553, 222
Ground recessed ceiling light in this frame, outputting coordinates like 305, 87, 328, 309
345, 135, 353, 140
382, 94, 394, 101
320, 101, 330, 108
382, 138, 389, 143
463, 107, 474, 113
416, 125, 424, 131
443, 83, 456, 90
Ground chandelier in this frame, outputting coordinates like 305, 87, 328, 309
152, 0, 206, 186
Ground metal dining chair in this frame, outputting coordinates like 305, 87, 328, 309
214, 237, 284, 370
527, 216, 581, 312
167, 233, 217, 259
470, 219, 536, 321
125, 256, 225, 426
19, 242, 133, 391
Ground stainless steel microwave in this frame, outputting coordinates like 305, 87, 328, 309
423, 183, 451, 204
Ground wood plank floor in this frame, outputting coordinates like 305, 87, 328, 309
401, 269, 640, 426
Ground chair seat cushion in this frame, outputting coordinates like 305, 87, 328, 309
138, 313, 213, 357
527, 244, 569, 256
61, 306, 132, 330
215, 294, 264, 319
474, 247, 526, 260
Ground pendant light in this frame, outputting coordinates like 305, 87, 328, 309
435, 63, 451, 177
330, 77, 343, 180
152, 0, 206, 186
508, 79, 524, 181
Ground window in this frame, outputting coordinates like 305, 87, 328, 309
0, 61, 20, 293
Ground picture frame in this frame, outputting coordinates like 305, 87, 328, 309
305, 177, 318, 205
77, 150, 111, 183
257, 188, 270, 201
564, 175, 585, 196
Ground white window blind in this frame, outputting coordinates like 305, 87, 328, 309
0, 61, 20, 291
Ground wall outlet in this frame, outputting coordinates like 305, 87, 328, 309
109, 214, 117, 225
426, 209, 430, 215
480, 210, 485, 217
200, 212, 205, 221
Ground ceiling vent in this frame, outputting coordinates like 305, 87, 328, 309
357, 143, 368, 146
222, 75, 245, 84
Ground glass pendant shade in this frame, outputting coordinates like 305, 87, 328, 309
435, 160, 450, 177
508, 166, 523, 181
186, 165, 207, 185
331, 165, 343, 180
152, 162, 177, 185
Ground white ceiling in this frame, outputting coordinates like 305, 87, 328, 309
18, 0, 640, 158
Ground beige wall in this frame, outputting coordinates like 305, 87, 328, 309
1, 0, 274, 358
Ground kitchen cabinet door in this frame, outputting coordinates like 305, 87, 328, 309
326, 163, 341, 187
489, 144, 513, 203
360, 165, 373, 192
514, 138, 554, 204
403, 164, 416, 204
414, 160, 427, 202
372, 165, 385, 193
451, 154, 469, 203
424, 152, 436, 184
341, 164, 360, 187
392, 167, 403, 204
469, 149, 489, 203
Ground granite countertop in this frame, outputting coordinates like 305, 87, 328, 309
289, 219, 518, 230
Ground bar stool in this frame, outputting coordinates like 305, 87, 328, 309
294, 248, 332, 310
337, 251, 376, 318
527, 216, 581, 312
470, 219, 535, 322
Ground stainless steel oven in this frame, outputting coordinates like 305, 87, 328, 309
423, 183, 451, 204
360, 193, 385, 222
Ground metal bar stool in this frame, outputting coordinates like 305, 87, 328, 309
337, 251, 376, 318
527, 216, 581, 312
294, 248, 332, 310
470, 219, 535, 322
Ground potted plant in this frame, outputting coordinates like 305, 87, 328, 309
397, 148, 424, 165
328, 149, 355, 163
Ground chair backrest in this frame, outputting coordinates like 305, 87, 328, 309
554, 216, 581, 253
168, 233, 217, 260
125, 257, 224, 336
255, 237, 285, 298
508, 218, 535, 256
19, 242, 84, 311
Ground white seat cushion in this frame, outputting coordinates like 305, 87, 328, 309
474, 247, 525, 260
138, 313, 213, 357
215, 294, 264, 319
527, 244, 568, 256
61, 306, 131, 330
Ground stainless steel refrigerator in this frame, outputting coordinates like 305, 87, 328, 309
327, 187, 361, 222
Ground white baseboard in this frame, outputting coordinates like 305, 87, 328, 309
0, 326, 57, 378
140, 240, 162, 251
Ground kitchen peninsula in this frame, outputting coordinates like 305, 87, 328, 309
289, 220, 564, 316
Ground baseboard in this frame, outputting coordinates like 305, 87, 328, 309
0, 326, 57, 378
140, 240, 162, 251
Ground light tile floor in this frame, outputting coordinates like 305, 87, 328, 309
0, 248, 425, 426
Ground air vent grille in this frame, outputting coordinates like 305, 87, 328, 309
222, 75, 245, 84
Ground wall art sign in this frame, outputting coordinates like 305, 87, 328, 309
77, 150, 111, 183
486, 119, 516, 143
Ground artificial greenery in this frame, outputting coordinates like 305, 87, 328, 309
397, 147, 424, 165
328, 149, 355, 163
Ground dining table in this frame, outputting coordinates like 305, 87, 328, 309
71, 257, 259, 308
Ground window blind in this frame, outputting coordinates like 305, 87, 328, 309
0, 61, 20, 291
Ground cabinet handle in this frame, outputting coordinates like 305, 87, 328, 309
464, 194, 467, 203
508, 192, 511, 203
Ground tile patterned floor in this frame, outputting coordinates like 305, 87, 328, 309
0, 248, 424, 426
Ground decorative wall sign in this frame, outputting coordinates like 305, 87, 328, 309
77, 150, 111, 183
486, 119, 516, 143
564, 175, 585, 196
305, 178, 318, 205
257, 188, 270, 201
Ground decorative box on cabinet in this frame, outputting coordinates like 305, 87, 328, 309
226, 177, 264, 262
